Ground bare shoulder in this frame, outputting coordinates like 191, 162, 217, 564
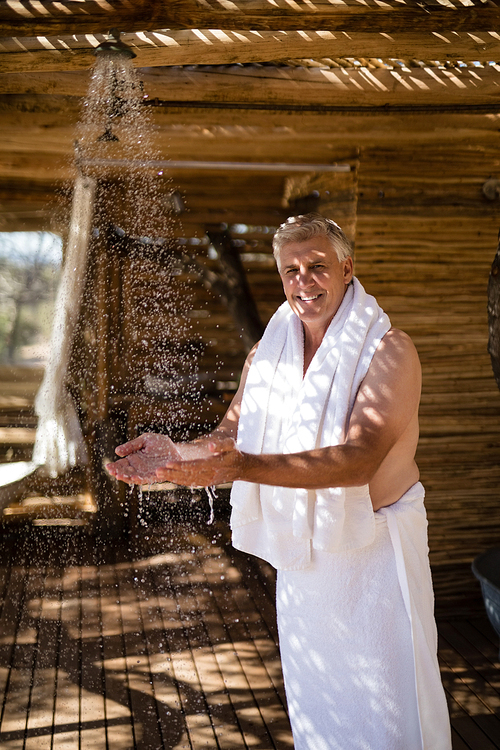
359, 327, 421, 406
373, 327, 421, 373
379, 327, 418, 352
349, 327, 421, 453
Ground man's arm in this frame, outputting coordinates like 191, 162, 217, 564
156, 329, 421, 489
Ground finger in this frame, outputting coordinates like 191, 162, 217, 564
117, 467, 156, 485
106, 458, 133, 477
208, 437, 235, 455
155, 466, 174, 481
110, 465, 137, 482
115, 435, 146, 457
107, 456, 148, 484
105, 462, 119, 477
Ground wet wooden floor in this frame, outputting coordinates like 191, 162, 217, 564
0, 501, 499, 750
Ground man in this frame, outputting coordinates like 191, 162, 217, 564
108, 214, 451, 750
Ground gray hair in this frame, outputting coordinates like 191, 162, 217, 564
272, 213, 352, 267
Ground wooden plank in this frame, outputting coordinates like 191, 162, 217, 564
130, 563, 192, 749
78, 564, 107, 748
193, 549, 282, 749
451, 716, 500, 750
51, 563, 81, 750
25, 562, 63, 750
214, 578, 292, 747
451, 725, 475, 750
0, 541, 28, 718
4, 61, 500, 111
113, 560, 170, 749
96, 563, 135, 749
1, 96, 499, 155
165, 545, 249, 749
147, 553, 208, 748
3, 1, 500, 37
7, 528, 500, 750
0, 558, 45, 746
468, 618, 500, 652
439, 623, 500, 719
158, 558, 246, 749
2, 30, 500, 72
147, 529, 290, 749
0, 427, 36, 445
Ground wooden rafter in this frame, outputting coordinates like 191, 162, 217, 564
2, 64, 500, 111
488, 232, 500, 393
1, 0, 500, 37
1, 29, 500, 74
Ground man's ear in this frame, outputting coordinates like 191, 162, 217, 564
343, 256, 354, 283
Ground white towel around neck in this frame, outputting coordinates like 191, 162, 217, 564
230, 277, 392, 570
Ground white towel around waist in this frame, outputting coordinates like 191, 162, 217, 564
380, 482, 452, 750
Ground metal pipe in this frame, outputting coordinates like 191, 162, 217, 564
78, 158, 351, 173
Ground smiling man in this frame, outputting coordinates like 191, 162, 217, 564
108, 214, 451, 750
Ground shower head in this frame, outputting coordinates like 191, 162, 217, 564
94, 29, 136, 60
97, 126, 120, 142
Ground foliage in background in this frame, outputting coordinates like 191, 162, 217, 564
0, 232, 62, 365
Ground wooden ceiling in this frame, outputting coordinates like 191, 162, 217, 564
1, 0, 500, 241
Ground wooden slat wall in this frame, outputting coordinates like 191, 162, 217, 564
356, 146, 500, 616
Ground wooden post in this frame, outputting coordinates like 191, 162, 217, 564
206, 228, 265, 352
488, 231, 500, 391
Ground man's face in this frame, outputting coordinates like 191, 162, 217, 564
278, 236, 354, 337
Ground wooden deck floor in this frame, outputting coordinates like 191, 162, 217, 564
0, 500, 499, 750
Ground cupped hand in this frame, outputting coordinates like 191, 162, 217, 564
155, 434, 240, 488
106, 433, 182, 485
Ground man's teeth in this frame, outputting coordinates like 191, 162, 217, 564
300, 294, 320, 301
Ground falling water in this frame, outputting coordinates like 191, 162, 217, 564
75, 53, 173, 240
206, 486, 217, 525
75, 51, 217, 525
7, 44, 221, 530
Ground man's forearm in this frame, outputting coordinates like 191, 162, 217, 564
234, 444, 374, 490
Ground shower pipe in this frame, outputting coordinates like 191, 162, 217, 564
78, 158, 352, 173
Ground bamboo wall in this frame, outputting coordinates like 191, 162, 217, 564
356, 145, 500, 616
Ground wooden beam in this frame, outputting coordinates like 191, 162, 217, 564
133, 64, 500, 110
1, 92, 500, 146
3, 64, 500, 112
2, 97, 500, 160
2, 30, 500, 74
488, 233, 500, 392
2, 1, 500, 37
205, 228, 265, 352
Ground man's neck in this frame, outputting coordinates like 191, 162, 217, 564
303, 324, 327, 375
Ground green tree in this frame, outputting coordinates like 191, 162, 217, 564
0, 232, 62, 364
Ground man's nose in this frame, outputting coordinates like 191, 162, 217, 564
297, 268, 313, 286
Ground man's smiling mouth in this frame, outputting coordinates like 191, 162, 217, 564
298, 294, 321, 301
